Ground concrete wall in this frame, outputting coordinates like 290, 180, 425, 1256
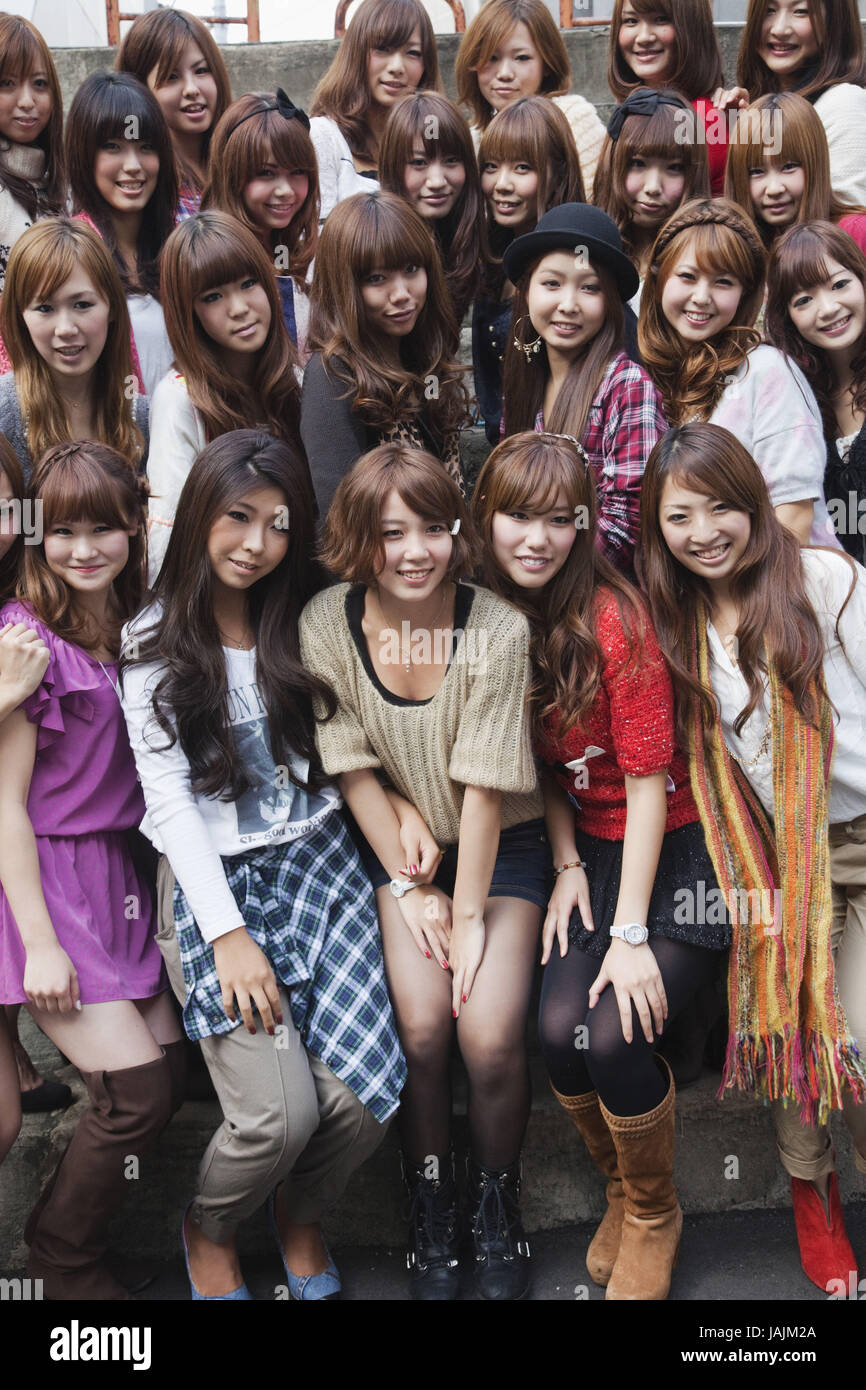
52, 25, 745, 124
45, 20, 866, 135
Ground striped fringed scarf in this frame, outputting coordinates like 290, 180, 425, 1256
687, 606, 866, 1125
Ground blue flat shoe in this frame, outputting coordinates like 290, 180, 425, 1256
181, 1210, 253, 1301
266, 1187, 341, 1301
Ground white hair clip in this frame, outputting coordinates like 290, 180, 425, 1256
450, 518, 461, 535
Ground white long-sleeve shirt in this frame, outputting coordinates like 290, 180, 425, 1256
708, 548, 866, 825
120, 609, 341, 942
309, 116, 380, 222
813, 84, 866, 208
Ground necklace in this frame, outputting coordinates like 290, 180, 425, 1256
373, 583, 450, 675
728, 715, 772, 773
217, 625, 253, 650
97, 658, 121, 700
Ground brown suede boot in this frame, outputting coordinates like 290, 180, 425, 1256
27, 1053, 172, 1300
551, 1085, 624, 1286
600, 1058, 682, 1301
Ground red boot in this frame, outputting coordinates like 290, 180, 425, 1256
790, 1174, 858, 1292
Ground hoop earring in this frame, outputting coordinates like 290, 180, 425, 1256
512, 316, 542, 363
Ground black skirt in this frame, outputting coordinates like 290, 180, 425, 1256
568, 819, 732, 958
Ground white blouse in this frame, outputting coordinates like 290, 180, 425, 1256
707, 548, 866, 825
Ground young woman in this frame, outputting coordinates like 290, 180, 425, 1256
725, 93, 866, 254
121, 430, 403, 1302
147, 210, 302, 581
0, 12, 65, 376
116, 6, 231, 220
640, 420, 866, 1291
474, 96, 585, 446
0, 441, 184, 1300
309, 0, 439, 222
200, 91, 318, 357
766, 220, 866, 567
299, 443, 548, 1300
501, 202, 666, 575
472, 430, 730, 1301
736, 0, 866, 206
608, 0, 727, 196
301, 190, 468, 520
639, 197, 835, 548
593, 88, 711, 311
66, 71, 177, 396
455, 0, 607, 194
0, 218, 148, 483
379, 91, 484, 325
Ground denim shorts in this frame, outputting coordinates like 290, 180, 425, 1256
345, 813, 553, 909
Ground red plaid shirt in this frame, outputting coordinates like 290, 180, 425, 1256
535, 352, 667, 573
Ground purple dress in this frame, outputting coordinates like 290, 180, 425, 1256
0, 602, 165, 1004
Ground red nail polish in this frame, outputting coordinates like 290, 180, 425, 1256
425, 951, 431, 958
442, 960, 448, 969
462, 994, 467, 1003
452, 1009, 457, 1018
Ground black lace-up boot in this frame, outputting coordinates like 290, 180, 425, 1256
402, 1152, 461, 1300
467, 1157, 531, 1301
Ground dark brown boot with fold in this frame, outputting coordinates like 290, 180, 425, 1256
27, 1053, 172, 1300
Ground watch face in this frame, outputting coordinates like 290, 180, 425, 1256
626, 924, 647, 945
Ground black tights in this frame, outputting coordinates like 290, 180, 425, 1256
539, 936, 722, 1116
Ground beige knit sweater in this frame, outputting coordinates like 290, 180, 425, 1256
299, 581, 543, 846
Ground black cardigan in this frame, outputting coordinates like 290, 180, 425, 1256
825, 418, 866, 566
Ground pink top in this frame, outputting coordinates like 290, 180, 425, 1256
1, 601, 145, 836
839, 212, 866, 257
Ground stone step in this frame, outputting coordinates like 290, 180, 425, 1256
2, 1014, 861, 1268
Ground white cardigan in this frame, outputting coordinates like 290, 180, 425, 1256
813, 84, 866, 207
309, 116, 380, 221
145, 370, 207, 585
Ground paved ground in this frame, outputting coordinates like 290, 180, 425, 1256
81, 1201, 862, 1302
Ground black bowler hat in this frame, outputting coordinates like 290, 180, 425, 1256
503, 203, 639, 302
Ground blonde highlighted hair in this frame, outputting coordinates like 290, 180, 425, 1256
638, 199, 766, 425
0, 218, 144, 468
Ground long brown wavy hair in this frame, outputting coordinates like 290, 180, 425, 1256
638, 199, 766, 425
479, 96, 585, 285
608, 0, 723, 103
637, 422, 832, 754
120, 430, 334, 801
379, 91, 486, 322
0, 219, 145, 469
738, 0, 866, 103
310, 0, 440, 164
455, 0, 571, 132
116, 7, 232, 197
725, 94, 866, 249
307, 191, 469, 443
593, 95, 711, 264
765, 220, 866, 439
19, 440, 147, 656
160, 211, 302, 449
472, 431, 647, 740
0, 13, 65, 220
0, 434, 25, 601
201, 94, 319, 290
501, 254, 625, 440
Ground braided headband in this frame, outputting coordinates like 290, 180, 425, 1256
226, 88, 310, 139
650, 199, 766, 268
607, 88, 689, 142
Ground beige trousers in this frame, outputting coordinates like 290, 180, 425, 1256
771, 814, 866, 1180
156, 857, 389, 1243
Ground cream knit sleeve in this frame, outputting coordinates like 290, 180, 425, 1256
448, 595, 538, 795
299, 588, 382, 777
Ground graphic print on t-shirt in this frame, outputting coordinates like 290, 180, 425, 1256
226, 675, 334, 844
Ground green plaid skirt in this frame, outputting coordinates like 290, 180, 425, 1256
172, 812, 406, 1123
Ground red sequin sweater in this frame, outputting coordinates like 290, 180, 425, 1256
535, 590, 699, 841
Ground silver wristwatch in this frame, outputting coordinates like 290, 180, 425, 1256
389, 878, 418, 899
610, 923, 649, 946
